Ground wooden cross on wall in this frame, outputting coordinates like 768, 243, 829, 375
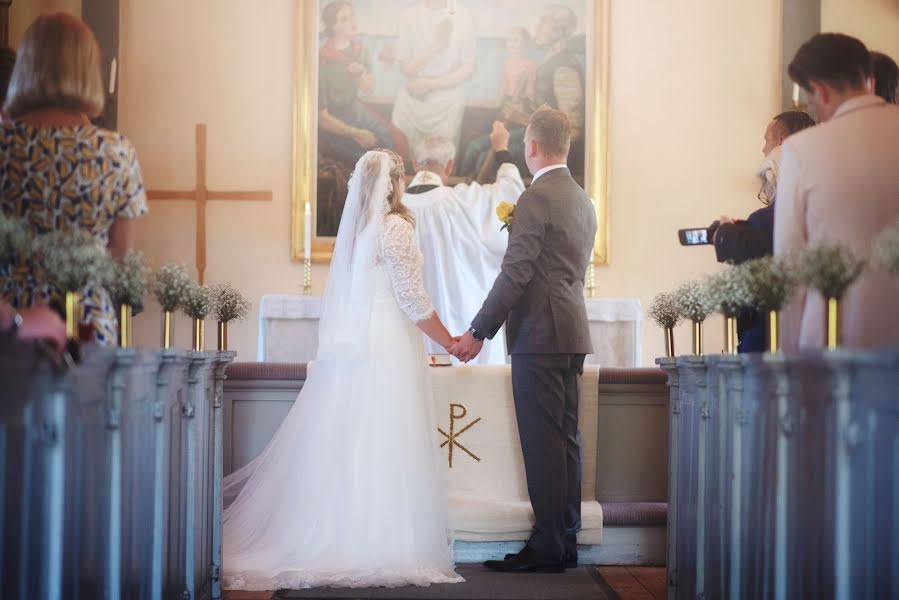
147, 123, 273, 284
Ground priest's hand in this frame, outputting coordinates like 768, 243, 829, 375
453, 330, 483, 363
490, 121, 510, 152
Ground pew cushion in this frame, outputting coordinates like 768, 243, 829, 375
601, 502, 667, 527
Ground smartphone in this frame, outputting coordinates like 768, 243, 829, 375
678, 227, 711, 246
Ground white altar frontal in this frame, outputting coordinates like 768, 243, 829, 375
259, 294, 643, 366
225, 364, 604, 546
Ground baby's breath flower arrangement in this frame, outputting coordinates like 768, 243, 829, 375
742, 256, 797, 313
110, 250, 150, 308
183, 283, 213, 351
37, 231, 114, 341
673, 278, 716, 355
211, 283, 251, 352
649, 292, 680, 357
38, 231, 114, 293
153, 263, 191, 348
872, 219, 899, 275
0, 215, 32, 302
673, 278, 716, 323
109, 250, 150, 348
741, 256, 798, 353
153, 263, 191, 312
707, 266, 754, 318
707, 266, 756, 354
0, 213, 29, 269
183, 283, 213, 319
797, 243, 865, 349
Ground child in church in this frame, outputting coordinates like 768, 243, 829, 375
498, 26, 538, 128
461, 27, 537, 180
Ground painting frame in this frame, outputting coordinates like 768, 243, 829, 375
292, 0, 610, 264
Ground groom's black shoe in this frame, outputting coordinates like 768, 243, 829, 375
486, 547, 564, 574
504, 549, 577, 569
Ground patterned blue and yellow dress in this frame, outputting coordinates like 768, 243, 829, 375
0, 121, 148, 345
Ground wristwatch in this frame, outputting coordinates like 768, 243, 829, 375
468, 325, 485, 341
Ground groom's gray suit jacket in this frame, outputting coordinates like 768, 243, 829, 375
471, 167, 596, 354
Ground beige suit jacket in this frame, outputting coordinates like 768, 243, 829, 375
774, 95, 899, 351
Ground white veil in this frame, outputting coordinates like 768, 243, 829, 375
222, 150, 394, 507
317, 150, 395, 360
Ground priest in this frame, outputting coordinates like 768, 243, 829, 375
404, 122, 525, 364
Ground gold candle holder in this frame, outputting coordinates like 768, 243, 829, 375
664, 326, 675, 357
724, 316, 738, 355
161, 310, 174, 349
192, 318, 205, 352
826, 297, 840, 350
692, 320, 703, 355
217, 320, 228, 352
119, 304, 133, 349
767, 310, 780, 354
65, 291, 82, 340
303, 258, 312, 295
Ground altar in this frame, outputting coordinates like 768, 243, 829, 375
222, 360, 670, 564
258, 294, 643, 366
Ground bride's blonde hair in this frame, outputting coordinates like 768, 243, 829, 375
359, 149, 413, 225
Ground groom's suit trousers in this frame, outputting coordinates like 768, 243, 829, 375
512, 353, 585, 562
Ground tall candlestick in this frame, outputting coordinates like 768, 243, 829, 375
792, 83, 800, 107
304, 201, 312, 261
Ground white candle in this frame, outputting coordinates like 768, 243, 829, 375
304, 201, 312, 261
792, 83, 800, 106
109, 58, 117, 95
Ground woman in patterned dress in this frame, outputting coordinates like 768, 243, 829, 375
0, 13, 147, 345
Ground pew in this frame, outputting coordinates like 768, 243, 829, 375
0, 337, 234, 600
660, 347, 899, 600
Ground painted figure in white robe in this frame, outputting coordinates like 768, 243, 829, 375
391, 0, 476, 152
403, 123, 525, 364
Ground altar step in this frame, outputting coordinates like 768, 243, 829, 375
223, 564, 659, 600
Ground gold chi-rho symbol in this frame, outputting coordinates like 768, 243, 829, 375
438, 403, 481, 468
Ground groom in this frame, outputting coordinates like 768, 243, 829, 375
453, 107, 597, 573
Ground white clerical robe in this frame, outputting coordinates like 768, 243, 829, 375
404, 164, 525, 364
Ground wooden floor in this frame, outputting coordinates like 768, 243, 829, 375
597, 567, 666, 599
223, 566, 666, 600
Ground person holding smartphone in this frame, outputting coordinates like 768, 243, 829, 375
710, 110, 815, 351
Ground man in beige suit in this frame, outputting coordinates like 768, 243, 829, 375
775, 33, 899, 351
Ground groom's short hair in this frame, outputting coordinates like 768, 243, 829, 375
415, 136, 456, 168
528, 107, 571, 159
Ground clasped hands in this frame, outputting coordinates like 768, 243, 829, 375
445, 330, 483, 363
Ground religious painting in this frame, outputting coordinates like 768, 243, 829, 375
293, 0, 609, 263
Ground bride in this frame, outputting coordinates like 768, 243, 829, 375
222, 149, 464, 590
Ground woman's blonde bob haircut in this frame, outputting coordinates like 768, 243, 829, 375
4, 12, 105, 120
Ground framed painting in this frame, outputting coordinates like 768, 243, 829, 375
292, 0, 610, 263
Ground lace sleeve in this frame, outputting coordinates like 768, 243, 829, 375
379, 216, 436, 323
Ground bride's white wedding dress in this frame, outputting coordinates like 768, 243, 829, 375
222, 152, 463, 591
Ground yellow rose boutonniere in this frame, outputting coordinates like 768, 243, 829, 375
496, 201, 515, 232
